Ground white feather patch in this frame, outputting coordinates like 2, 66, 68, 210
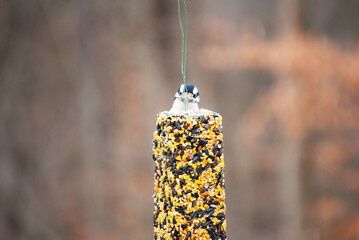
180, 84, 185, 93
193, 87, 198, 95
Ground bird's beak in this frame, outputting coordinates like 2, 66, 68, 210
182, 92, 194, 102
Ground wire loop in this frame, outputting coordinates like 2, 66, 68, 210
178, 0, 188, 110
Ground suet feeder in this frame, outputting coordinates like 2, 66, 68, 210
152, 109, 226, 240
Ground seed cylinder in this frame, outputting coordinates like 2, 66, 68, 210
153, 110, 226, 240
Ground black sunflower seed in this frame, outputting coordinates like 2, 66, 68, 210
213, 145, 218, 155
204, 149, 209, 156
174, 229, 180, 238
192, 130, 201, 136
174, 169, 183, 175
175, 206, 186, 215
217, 148, 222, 157
197, 209, 204, 217
206, 207, 215, 216
196, 165, 203, 175
180, 149, 185, 156
180, 179, 185, 188
183, 165, 193, 172
200, 116, 208, 123
184, 190, 192, 194
204, 124, 211, 130
192, 155, 200, 163
207, 227, 216, 238
169, 156, 174, 167
189, 212, 197, 220
198, 139, 207, 147
205, 164, 211, 171
154, 211, 159, 223
194, 222, 202, 229
203, 220, 213, 228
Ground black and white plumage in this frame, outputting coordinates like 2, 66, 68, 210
169, 84, 200, 114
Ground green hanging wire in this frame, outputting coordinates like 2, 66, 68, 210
178, 0, 188, 111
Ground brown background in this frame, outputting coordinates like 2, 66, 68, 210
1, 0, 359, 239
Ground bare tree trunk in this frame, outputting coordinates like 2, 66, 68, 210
277, 0, 300, 34
236, 138, 255, 239
278, 120, 302, 240
276, 1, 303, 239
77, 0, 105, 232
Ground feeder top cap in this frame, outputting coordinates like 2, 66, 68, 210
159, 108, 222, 119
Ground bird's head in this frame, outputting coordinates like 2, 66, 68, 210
175, 84, 200, 104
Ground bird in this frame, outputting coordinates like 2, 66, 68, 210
169, 84, 200, 114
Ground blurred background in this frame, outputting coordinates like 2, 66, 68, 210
1, 0, 359, 240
